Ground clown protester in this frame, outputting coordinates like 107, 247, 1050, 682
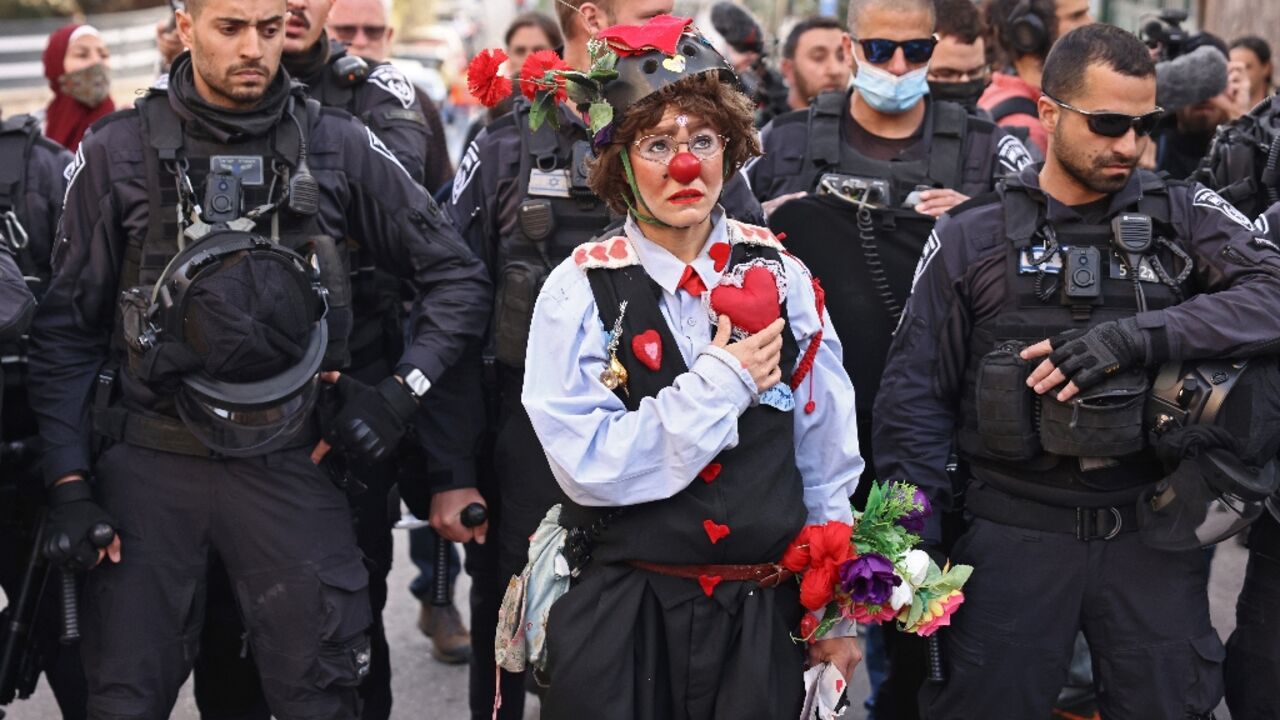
510, 16, 866, 718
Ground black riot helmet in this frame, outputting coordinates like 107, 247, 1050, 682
1139, 357, 1280, 549
135, 228, 329, 457
600, 32, 739, 122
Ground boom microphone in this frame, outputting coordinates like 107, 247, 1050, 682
1156, 45, 1228, 112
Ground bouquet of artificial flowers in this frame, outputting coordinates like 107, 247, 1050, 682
784, 481, 972, 642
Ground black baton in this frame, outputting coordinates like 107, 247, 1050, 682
431, 503, 486, 606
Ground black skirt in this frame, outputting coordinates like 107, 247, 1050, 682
542, 563, 806, 720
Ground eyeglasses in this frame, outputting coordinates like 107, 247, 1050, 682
632, 132, 728, 164
330, 24, 387, 42
927, 65, 991, 83
1044, 93, 1164, 138
854, 36, 938, 65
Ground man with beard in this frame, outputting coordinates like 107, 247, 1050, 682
190, 0, 472, 716
26, 0, 490, 716
779, 16, 852, 112
928, 0, 991, 117
447, 1, 764, 717
874, 24, 1280, 717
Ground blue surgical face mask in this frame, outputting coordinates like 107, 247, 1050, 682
853, 62, 930, 114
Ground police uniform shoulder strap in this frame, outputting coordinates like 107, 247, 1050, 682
1135, 171, 1174, 228
0, 114, 38, 216
138, 90, 184, 162
927, 101, 969, 190
999, 177, 1042, 249
806, 90, 846, 170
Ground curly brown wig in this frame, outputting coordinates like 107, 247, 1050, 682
587, 71, 761, 215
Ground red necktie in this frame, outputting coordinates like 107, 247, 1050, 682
678, 265, 707, 297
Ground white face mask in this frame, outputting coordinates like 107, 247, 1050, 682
853, 62, 930, 114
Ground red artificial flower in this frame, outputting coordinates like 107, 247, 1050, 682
808, 521, 854, 568
781, 525, 812, 572
597, 14, 694, 57
467, 49, 512, 108
799, 563, 837, 611
798, 613, 820, 643
519, 49, 570, 103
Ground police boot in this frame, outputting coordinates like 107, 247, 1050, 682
418, 600, 471, 664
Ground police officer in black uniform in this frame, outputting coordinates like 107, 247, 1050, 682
0, 113, 78, 719
874, 25, 1280, 718
447, 1, 762, 716
190, 0, 459, 715
26, 0, 490, 714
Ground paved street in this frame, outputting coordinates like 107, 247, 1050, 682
6, 525, 1248, 719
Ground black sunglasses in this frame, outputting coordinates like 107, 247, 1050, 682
1045, 93, 1164, 138
854, 36, 938, 64
330, 24, 388, 42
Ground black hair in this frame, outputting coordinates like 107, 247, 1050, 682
983, 0, 1056, 62
1041, 23, 1154, 102
782, 16, 844, 60
504, 11, 564, 51
1231, 35, 1274, 87
934, 0, 985, 45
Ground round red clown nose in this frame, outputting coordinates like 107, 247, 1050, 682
668, 151, 702, 184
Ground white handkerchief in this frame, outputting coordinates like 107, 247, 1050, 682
800, 662, 850, 719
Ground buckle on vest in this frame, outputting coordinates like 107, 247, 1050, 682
1075, 506, 1123, 541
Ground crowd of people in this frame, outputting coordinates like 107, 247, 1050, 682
3, 0, 1280, 719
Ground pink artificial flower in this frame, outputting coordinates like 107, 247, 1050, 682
914, 591, 966, 637
846, 603, 898, 625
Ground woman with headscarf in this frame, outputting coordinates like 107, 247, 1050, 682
494, 15, 864, 718
42, 23, 114, 151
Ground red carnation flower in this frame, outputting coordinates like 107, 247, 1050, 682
799, 563, 837, 611
598, 14, 694, 57
466, 48, 512, 108
781, 525, 813, 572
808, 521, 853, 568
519, 49, 570, 104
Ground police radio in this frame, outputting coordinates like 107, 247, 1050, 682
1111, 213, 1154, 274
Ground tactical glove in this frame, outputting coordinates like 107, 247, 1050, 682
324, 375, 419, 465
43, 480, 116, 571
1048, 317, 1149, 392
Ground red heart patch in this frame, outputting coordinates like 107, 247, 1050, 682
709, 242, 731, 272
835, 679, 844, 693
702, 519, 730, 544
573, 248, 587, 266
698, 574, 722, 597
588, 244, 609, 262
630, 329, 662, 371
710, 266, 781, 334
697, 463, 722, 483
609, 238, 630, 259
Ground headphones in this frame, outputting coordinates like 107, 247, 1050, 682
1006, 0, 1050, 57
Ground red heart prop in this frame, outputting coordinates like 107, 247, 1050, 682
710, 266, 781, 334
698, 574, 722, 597
697, 463, 722, 483
630, 329, 662, 371
709, 242, 731, 272
588, 244, 609, 262
609, 238, 630, 259
702, 519, 731, 544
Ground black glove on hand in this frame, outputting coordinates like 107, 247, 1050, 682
43, 480, 116, 570
325, 375, 419, 465
1048, 316, 1149, 392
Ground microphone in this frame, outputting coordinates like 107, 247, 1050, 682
1156, 45, 1228, 112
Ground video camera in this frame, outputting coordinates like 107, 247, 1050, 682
1141, 9, 1192, 61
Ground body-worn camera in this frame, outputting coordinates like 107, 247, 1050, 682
816, 173, 891, 208
1064, 246, 1101, 300
202, 171, 243, 224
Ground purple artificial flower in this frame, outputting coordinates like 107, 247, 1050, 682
895, 484, 932, 534
592, 123, 615, 149
838, 553, 901, 606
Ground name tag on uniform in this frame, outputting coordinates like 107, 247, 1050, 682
528, 169, 571, 198
1108, 253, 1159, 283
210, 156, 264, 185
1018, 245, 1063, 274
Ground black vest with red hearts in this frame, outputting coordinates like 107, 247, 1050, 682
558, 240, 808, 566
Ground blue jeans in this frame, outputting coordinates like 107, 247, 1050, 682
409, 525, 462, 600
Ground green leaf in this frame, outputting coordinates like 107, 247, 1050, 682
592, 50, 618, 73
529, 97, 548, 131
588, 102, 614, 134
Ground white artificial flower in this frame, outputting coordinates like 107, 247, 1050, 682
889, 581, 914, 611
904, 549, 930, 586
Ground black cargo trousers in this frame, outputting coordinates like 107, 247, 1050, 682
82, 441, 371, 720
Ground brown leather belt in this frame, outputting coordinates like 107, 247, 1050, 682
629, 560, 794, 588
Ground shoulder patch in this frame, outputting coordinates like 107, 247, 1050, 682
910, 230, 942, 292
451, 142, 480, 205
367, 64, 416, 110
62, 143, 86, 206
364, 126, 413, 181
1193, 186, 1253, 229
728, 220, 785, 250
995, 134, 1034, 175
945, 190, 1000, 218
572, 236, 639, 270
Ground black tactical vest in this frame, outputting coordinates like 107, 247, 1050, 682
956, 172, 1191, 491
0, 114, 43, 292
558, 238, 807, 566
491, 100, 613, 370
